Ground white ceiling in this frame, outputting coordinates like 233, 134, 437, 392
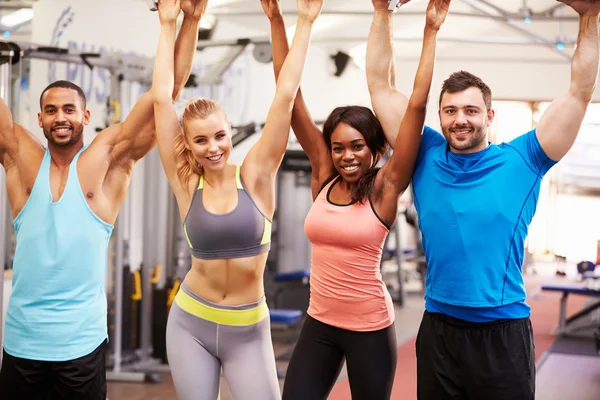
206, 0, 582, 64
0, 0, 583, 63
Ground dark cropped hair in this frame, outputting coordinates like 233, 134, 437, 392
40, 80, 87, 110
322, 106, 388, 204
439, 70, 492, 110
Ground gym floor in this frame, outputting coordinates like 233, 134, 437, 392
107, 262, 600, 400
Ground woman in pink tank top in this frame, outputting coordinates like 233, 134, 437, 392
263, 0, 452, 398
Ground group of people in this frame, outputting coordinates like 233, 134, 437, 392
0, 0, 598, 399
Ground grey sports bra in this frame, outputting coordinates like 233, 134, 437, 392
183, 165, 272, 260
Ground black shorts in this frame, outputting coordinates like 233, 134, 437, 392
416, 311, 535, 400
0, 340, 107, 400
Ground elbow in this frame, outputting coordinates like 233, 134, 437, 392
151, 88, 172, 106
274, 83, 299, 106
407, 99, 428, 114
569, 87, 594, 104
368, 79, 392, 95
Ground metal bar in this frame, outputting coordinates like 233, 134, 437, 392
457, 0, 572, 61
200, 44, 248, 84
0, 1, 36, 10
540, 3, 566, 16
140, 154, 156, 361
197, 35, 576, 49
467, 0, 510, 16
110, 75, 124, 374
0, 41, 154, 84
0, 62, 9, 363
209, 9, 580, 21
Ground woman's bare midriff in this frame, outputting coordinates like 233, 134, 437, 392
182, 252, 269, 305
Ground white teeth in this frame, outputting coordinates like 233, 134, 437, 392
207, 155, 222, 161
343, 165, 359, 171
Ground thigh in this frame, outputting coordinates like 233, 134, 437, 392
0, 350, 50, 400
281, 316, 345, 400
221, 318, 281, 400
343, 324, 397, 400
463, 318, 535, 400
416, 312, 466, 400
166, 303, 221, 400
51, 340, 107, 400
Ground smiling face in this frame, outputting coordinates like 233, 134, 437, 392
330, 123, 374, 183
439, 86, 495, 154
38, 87, 89, 147
183, 112, 232, 171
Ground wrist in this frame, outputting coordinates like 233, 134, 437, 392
182, 13, 202, 23
160, 19, 178, 26
297, 16, 316, 25
269, 13, 284, 23
424, 24, 440, 33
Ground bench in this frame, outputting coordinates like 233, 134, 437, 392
270, 309, 303, 325
274, 269, 310, 283
541, 282, 600, 337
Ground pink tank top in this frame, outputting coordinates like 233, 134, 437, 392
304, 176, 395, 331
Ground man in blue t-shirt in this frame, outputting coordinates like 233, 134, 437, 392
366, 0, 600, 398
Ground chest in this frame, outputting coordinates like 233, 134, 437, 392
412, 149, 542, 233
305, 197, 388, 249
200, 185, 239, 214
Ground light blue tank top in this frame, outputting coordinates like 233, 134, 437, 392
4, 146, 114, 361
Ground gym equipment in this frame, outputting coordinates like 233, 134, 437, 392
388, 0, 403, 12
541, 282, 600, 338
146, 0, 158, 12
253, 43, 273, 64
0, 47, 12, 363
577, 260, 596, 275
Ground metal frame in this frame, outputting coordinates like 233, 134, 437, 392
209, 7, 578, 21
0, 50, 12, 364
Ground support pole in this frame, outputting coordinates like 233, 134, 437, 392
0, 59, 11, 363
110, 75, 125, 374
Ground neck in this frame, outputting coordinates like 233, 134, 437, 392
48, 142, 84, 168
337, 176, 357, 193
202, 163, 235, 189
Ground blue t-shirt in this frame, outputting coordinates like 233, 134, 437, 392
412, 126, 557, 322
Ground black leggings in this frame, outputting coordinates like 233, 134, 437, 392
282, 315, 397, 400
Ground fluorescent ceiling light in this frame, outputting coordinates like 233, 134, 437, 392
1, 8, 34, 28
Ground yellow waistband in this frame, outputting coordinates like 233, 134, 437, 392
174, 289, 269, 326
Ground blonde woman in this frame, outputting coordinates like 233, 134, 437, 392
151, 0, 322, 399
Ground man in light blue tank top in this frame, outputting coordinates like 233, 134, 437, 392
0, 3, 205, 398
366, 1, 600, 399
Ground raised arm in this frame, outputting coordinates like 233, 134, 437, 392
173, 0, 205, 100
261, 0, 333, 197
366, 0, 411, 146
374, 0, 450, 223
0, 95, 17, 165
151, 0, 188, 198
536, 1, 600, 161
244, 0, 322, 180
106, 0, 203, 170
